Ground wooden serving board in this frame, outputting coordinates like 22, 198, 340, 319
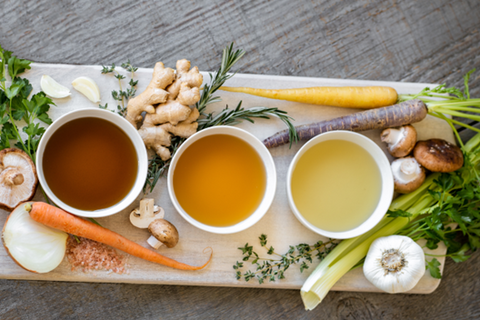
0, 63, 453, 293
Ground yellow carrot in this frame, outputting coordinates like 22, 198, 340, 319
220, 86, 398, 109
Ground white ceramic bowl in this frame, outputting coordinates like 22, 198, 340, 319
287, 131, 394, 239
168, 126, 276, 234
36, 109, 148, 218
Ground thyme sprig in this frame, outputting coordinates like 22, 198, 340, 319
99, 60, 138, 116
234, 234, 337, 284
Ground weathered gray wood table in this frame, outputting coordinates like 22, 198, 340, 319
1, 0, 479, 319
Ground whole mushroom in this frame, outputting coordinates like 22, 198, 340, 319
381, 125, 417, 158
129, 198, 179, 249
0, 148, 38, 211
147, 219, 179, 249
391, 157, 426, 194
413, 139, 463, 172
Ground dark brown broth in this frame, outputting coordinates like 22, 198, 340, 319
42, 117, 138, 210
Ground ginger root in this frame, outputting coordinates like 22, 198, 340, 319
126, 59, 203, 160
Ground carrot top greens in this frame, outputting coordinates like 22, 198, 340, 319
399, 69, 480, 148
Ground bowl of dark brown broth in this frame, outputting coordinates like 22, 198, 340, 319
36, 109, 148, 218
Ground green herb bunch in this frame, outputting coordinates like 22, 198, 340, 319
391, 140, 480, 278
100, 60, 138, 116
234, 234, 337, 284
0, 45, 54, 162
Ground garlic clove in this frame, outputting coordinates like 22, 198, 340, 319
72, 76, 101, 103
40, 75, 71, 99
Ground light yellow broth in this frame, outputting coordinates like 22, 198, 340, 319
291, 139, 382, 232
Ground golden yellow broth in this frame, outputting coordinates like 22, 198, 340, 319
173, 134, 266, 227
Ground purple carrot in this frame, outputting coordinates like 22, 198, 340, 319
263, 99, 428, 148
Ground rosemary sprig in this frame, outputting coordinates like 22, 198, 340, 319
99, 60, 138, 116
234, 234, 338, 284
198, 102, 297, 143
196, 43, 245, 114
142, 103, 297, 193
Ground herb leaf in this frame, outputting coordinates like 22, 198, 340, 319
234, 234, 337, 284
426, 258, 442, 279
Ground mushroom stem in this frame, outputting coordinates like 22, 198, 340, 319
147, 235, 164, 249
5, 170, 24, 186
400, 158, 418, 178
381, 128, 403, 145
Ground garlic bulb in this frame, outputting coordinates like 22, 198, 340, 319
363, 235, 425, 293
40, 75, 71, 98
2, 202, 68, 273
72, 76, 101, 103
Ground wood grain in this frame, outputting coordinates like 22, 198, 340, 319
1, 0, 480, 319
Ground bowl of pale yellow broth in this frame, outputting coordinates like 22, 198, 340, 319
287, 131, 393, 239
167, 126, 276, 234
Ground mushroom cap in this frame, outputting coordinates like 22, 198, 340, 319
413, 139, 463, 172
148, 219, 179, 248
0, 149, 38, 211
391, 157, 426, 194
381, 125, 417, 158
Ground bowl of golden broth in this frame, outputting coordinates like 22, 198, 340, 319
287, 131, 393, 239
167, 126, 276, 234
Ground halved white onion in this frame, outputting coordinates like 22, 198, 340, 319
72, 76, 101, 103
40, 75, 71, 98
2, 202, 68, 273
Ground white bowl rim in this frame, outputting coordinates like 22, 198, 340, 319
286, 131, 394, 239
167, 126, 277, 234
36, 108, 148, 218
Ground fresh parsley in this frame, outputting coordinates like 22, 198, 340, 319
0, 45, 54, 162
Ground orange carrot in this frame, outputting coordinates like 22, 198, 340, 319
26, 202, 211, 271
220, 86, 398, 109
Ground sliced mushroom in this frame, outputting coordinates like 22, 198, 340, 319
391, 157, 426, 194
413, 139, 463, 172
147, 219, 179, 249
381, 125, 417, 158
0, 148, 38, 211
130, 198, 164, 228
